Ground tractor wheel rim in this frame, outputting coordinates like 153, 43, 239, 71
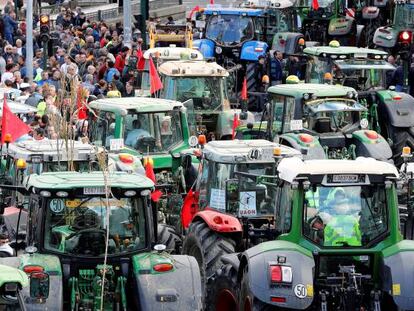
216, 289, 237, 311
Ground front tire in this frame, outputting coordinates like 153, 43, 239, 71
206, 263, 239, 311
182, 220, 236, 297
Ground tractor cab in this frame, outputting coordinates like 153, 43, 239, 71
0, 171, 202, 310
303, 44, 394, 91
158, 60, 255, 139
265, 83, 393, 161
136, 47, 203, 97
211, 157, 414, 310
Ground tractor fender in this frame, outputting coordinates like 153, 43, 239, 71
380, 240, 414, 309
362, 6, 380, 19
240, 41, 268, 61
0, 254, 64, 311
193, 39, 215, 58
328, 17, 354, 36
376, 91, 414, 128
241, 240, 314, 309
352, 130, 393, 162
373, 26, 398, 48
133, 254, 202, 310
192, 210, 242, 233
217, 109, 255, 139
280, 133, 326, 160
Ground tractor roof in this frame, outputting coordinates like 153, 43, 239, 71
203, 139, 301, 163
6, 140, 97, 162
0, 100, 37, 117
304, 46, 388, 58
25, 171, 154, 190
241, 0, 296, 9
158, 61, 228, 77
278, 157, 398, 183
267, 83, 356, 98
204, 7, 265, 16
143, 47, 203, 61
89, 97, 183, 113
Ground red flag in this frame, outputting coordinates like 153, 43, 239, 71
241, 77, 248, 101
312, 0, 319, 10
1, 96, 31, 144
181, 189, 197, 229
231, 113, 240, 140
136, 48, 146, 71
145, 158, 163, 202
77, 87, 87, 120
149, 57, 163, 94
189, 5, 200, 19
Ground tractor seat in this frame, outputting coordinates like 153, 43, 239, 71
314, 117, 331, 133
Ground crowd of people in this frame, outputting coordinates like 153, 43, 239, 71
0, 1, 153, 142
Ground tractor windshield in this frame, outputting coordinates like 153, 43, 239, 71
123, 110, 183, 153
173, 77, 225, 111
394, 4, 414, 27
306, 56, 332, 83
44, 196, 147, 257
333, 60, 392, 91
306, 100, 365, 132
206, 14, 254, 46
303, 184, 388, 247
29, 161, 95, 174
200, 160, 275, 215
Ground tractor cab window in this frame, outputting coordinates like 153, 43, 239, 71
306, 100, 364, 133
394, 4, 414, 27
173, 77, 224, 111
332, 60, 391, 91
275, 183, 293, 233
124, 111, 183, 153
270, 95, 296, 135
89, 111, 115, 148
206, 14, 254, 46
306, 56, 331, 83
44, 196, 146, 256
303, 184, 388, 247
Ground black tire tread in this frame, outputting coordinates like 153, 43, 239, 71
157, 223, 181, 254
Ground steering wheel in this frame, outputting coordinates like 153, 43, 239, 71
135, 136, 156, 152
66, 228, 108, 256
72, 212, 100, 230
308, 215, 325, 243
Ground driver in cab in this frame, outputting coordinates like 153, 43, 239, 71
125, 119, 151, 147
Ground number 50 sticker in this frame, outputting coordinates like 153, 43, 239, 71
294, 284, 307, 299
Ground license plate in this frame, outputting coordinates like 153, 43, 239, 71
83, 187, 106, 195
332, 175, 359, 183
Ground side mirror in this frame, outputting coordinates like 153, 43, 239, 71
225, 179, 239, 214
30, 271, 49, 300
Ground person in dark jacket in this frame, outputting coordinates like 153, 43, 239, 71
3, 12, 17, 44
269, 50, 284, 86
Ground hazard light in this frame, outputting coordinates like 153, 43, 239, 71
153, 263, 174, 272
119, 153, 134, 164
23, 265, 44, 274
270, 265, 292, 283
299, 134, 314, 143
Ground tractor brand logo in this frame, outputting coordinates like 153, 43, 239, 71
248, 148, 262, 160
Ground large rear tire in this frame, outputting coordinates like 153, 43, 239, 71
182, 220, 236, 297
157, 224, 181, 254
206, 263, 239, 311
240, 266, 276, 311
385, 126, 414, 167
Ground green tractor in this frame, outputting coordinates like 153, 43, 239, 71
158, 60, 255, 139
87, 97, 198, 239
297, 0, 358, 46
0, 171, 202, 310
0, 264, 28, 311
303, 43, 414, 165
237, 83, 393, 161
209, 156, 414, 310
